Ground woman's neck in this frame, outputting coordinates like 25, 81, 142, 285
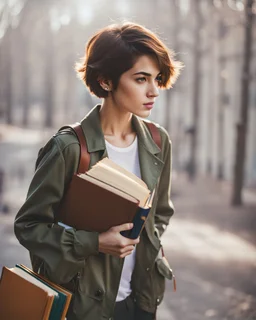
99, 100, 136, 147
99, 101, 134, 138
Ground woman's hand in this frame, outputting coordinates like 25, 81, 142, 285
98, 223, 140, 258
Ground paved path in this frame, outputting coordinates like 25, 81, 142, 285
157, 175, 256, 320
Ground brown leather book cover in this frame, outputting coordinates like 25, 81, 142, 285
19, 264, 72, 320
0, 266, 53, 320
58, 174, 140, 232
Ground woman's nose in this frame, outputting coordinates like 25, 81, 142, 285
147, 82, 159, 98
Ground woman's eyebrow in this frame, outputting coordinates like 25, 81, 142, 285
133, 71, 161, 77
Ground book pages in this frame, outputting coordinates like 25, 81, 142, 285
78, 174, 138, 204
11, 268, 57, 297
87, 159, 150, 207
99, 158, 148, 188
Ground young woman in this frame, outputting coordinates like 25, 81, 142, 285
14, 22, 182, 320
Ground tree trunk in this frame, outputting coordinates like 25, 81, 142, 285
206, 3, 216, 174
217, 59, 225, 180
231, 0, 254, 206
0, 43, 4, 118
21, 36, 30, 127
188, 0, 202, 180
44, 25, 54, 128
5, 29, 13, 125
165, 90, 171, 133
165, 0, 180, 134
19, 1, 31, 128
216, 16, 229, 180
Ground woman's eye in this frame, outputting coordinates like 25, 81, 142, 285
156, 76, 162, 84
136, 77, 146, 83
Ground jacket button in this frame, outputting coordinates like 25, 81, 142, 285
95, 289, 103, 298
154, 162, 158, 165
146, 267, 150, 271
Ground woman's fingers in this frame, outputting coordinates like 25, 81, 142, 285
120, 250, 134, 259
120, 245, 135, 254
111, 223, 133, 233
98, 223, 140, 257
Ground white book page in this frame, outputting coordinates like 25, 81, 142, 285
11, 268, 57, 297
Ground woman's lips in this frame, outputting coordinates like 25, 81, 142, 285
143, 102, 154, 109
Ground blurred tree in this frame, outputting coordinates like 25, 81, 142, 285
217, 19, 227, 181
215, 0, 244, 181
0, 0, 24, 124
187, 0, 204, 180
206, 2, 217, 174
232, 0, 254, 205
63, 44, 76, 122
18, 0, 32, 127
165, 0, 180, 135
4, 28, 13, 125
44, 14, 55, 128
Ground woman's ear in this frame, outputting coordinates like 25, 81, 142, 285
98, 78, 113, 92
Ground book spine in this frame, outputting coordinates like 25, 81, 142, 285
121, 207, 150, 239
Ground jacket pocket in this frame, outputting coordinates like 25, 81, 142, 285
71, 257, 105, 319
78, 256, 105, 301
155, 257, 173, 280
153, 249, 173, 305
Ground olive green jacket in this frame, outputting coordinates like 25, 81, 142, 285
14, 105, 174, 320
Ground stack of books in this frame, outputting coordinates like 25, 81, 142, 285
0, 264, 72, 320
58, 158, 154, 239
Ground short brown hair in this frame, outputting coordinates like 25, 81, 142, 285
76, 22, 183, 98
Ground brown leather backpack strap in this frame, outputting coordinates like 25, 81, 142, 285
59, 122, 90, 173
144, 121, 162, 150
58, 121, 160, 173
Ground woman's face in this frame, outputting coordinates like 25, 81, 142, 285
109, 55, 161, 118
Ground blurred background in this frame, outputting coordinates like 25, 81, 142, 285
0, 0, 256, 319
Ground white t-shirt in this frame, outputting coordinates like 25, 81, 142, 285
105, 136, 141, 302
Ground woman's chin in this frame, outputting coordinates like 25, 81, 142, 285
134, 109, 151, 119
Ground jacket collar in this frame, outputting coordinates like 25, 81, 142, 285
80, 105, 163, 191
80, 104, 161, 155
80, 105, 105, 153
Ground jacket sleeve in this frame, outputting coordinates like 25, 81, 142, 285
14, 135, 99, 284
154, 127, 174, 237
